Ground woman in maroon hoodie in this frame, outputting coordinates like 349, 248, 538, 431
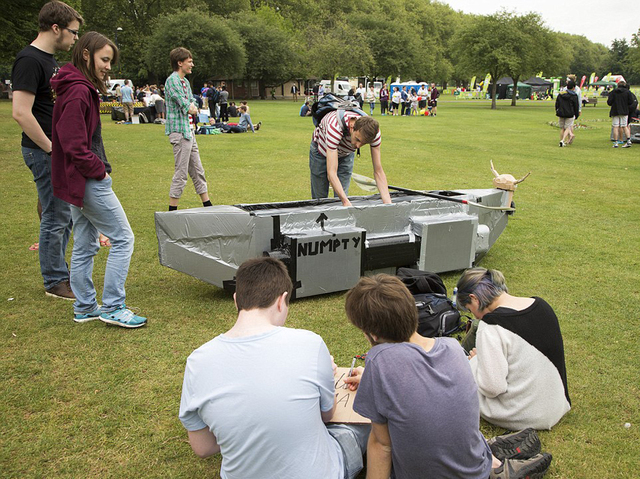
51, 32, 146, 328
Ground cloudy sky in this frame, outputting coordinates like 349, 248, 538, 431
442, 0, 640, 47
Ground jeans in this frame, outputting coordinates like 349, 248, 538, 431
309, 142, 355, 199
22, 147, 72, 289
327, 423, 371, 479
369, 102, 375, 115
70, 177, 134, 313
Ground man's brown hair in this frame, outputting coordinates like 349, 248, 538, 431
235, 257, 293, 311
170, 47, 192, 71
71, 31, 118, 95
345, 274, 418, 342
39, 1, 84, 31
353, 116, 379, 144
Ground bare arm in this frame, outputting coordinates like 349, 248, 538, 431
321, 395, 338, 423
187, 427, 220, 458
370, 145, 392, 204
366, 422, 392, 479
12, 90, 52, 152
326, 148, 352, 206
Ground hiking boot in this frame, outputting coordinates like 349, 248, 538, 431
490, 453, 552, 479
100, 305, 147, 329
488, 428, 541, 460
74, 306, 102, 323
45, 280, 75, 301
622, 141, 632, 148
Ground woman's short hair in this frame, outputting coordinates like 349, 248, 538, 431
169, 47, 192, 71
234, 257, 293, 312
456, 268, 508, 311
72, 32, 118, 96
345, 274, 418, 343
39, 1, 83, 32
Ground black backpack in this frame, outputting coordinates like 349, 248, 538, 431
207, 87, 220, 104
311, 93, 366, 127
397, 267, 463, 338
556, 93, 575, 118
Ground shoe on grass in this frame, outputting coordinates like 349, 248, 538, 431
559, 141, 564, 147
490, 453, 552, 479
613, 142, 619, 148
45, 280, 75, 301
100, 305, 147, 328
622, 141, 632, 148
74, 306, 102, 323
255, 121, 262, 131
488, 428, 541, 461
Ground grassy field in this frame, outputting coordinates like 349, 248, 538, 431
0, 96, 638, 478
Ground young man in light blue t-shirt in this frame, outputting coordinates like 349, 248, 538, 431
179, 257, 369, 479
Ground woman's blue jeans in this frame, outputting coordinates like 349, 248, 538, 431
70, 177, 134, 313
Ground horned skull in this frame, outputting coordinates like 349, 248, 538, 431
490, 161, 530, 191
490, 161, 530, 209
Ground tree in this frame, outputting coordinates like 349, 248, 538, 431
629, 28, 640, 84
557, 33, 607, 79
305, 20, 374, 81
453, 12, 519, 109
503, 12, 565, 106
229, 7, 301, 98
144, 9, 246, 86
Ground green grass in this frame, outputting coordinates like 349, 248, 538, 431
1, 97, 638, 478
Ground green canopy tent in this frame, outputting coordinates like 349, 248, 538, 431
590, 80, 617, 87
506, 82, 533, 99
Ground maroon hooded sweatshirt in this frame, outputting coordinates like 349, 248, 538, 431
51, 63, 106, 207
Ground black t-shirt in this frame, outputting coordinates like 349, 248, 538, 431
11, 45, 59, 149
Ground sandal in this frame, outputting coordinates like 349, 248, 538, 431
99, 235, 112, 247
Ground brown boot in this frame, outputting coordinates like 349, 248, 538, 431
45, 280, 75, 301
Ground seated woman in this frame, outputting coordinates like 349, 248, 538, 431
456, 268, 571, 430
345, 274, 552, 479
207, 106, 260, 133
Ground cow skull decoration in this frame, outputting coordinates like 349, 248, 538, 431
490, 160, 531, 208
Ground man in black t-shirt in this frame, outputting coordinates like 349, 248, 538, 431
11, 1, 83, 300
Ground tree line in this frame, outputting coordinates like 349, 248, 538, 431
2, 0, 639, 101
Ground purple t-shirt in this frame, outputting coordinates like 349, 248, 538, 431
353, 338, 492, 479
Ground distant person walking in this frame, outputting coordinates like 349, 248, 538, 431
165, 47, 212, 210
219, 85, 229, 122
555, 79, 579, 147
608, 81, 635, 148
120, 79, 134, 123
11, 0, 83, 300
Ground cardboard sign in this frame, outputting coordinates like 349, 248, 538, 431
328, 367, 371, 424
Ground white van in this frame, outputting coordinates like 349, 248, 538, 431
320, 79, 352, 97
106, 79, 126, 98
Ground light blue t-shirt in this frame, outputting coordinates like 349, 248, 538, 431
179, 327, 343, 479
121, 85, 133, 103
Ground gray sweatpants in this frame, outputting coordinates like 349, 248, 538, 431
169, 132, 208, 199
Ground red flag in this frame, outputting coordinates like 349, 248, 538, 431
580, 75, 586, 88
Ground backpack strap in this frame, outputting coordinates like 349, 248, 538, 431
338, 108, 365, 158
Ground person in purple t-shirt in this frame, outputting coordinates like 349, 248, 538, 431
343, 274, 553, 479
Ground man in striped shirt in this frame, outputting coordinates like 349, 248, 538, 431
165, 47, 211, 211
310, 110, 391, 206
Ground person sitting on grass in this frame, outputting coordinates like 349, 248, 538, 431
179, 257, 370, 479
207, 105, 260, 133
300, 100, 311, 117
456, 268, 571, 430
344, 274, 553, 479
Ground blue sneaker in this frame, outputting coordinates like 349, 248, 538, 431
74, 306, 102, 323
100, 305, 147, 328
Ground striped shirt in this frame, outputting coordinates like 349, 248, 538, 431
165, 71, 195, 140
312, 110, 381, 158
